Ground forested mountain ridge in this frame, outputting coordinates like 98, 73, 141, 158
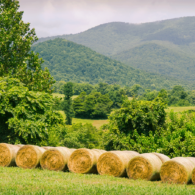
112, 42, 195, 82
35, 17, 195, 82
31, 38, 194, 90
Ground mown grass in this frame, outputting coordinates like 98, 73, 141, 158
52, 93, 78, 99
0, 167, 195, 195
165, 106, 195, 112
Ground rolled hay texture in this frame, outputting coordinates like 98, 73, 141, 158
152, 153, 170, 163
127, 153, 164, 181
161, 157, 195, 184
16, 145, 46, 169
40, 147, 75, 171
68, 148, 105, 174
0, 143, 22, 167
97, 151, 139, 177
191, 158, 195, 184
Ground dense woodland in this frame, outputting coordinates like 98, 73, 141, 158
31, 38, 193, 90
36, 17, 195, 84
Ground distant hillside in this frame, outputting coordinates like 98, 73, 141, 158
31, 39, 193, 90
35, 17, 195, 82
112, 42, 195, 82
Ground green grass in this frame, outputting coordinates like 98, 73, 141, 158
52, 93, 78, 99
0, 167, 195, 195
165, 106, 195, 112
57, 111, 108, 128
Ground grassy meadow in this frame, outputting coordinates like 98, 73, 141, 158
1, 167, 195, 195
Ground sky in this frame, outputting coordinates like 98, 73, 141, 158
18, 0, 195, 38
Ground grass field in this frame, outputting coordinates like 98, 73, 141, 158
165, 106, 195, 112
0, 167, 195, 195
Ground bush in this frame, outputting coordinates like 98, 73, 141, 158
0, 77, 63, 145
73, 92, 113, 119
61, 123, 103, 149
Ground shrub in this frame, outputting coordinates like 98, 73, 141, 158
62, 123, 103, 149
0, 77, 63, 145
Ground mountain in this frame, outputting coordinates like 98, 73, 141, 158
35, 17, 195, 83
31, 38, 193, 90
111, 42, 195, 82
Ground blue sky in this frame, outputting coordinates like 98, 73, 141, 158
18, 0, 195, 38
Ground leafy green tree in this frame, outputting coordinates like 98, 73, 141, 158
63, 82, 74, 125
104, 96, 167, 150
108, 84, 127, 108
62, 123, 103, 149
0, 0, 55, 93
0, 77, 63, 144
73, 92, 113, 119
168, 85, 189, 106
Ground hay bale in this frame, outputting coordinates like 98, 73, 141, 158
127, 153, 163, 181
16, 145, 46, 169
40, 147, 75, 171
0, 143, 22, 167
97, 151, 139, 177
152, 153, 170, 163
160, 157, 195, 184
41, 146, 54, 150
68, 148, 105, 174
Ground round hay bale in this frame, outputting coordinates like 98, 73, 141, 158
40, 147, 75, 171
41, 146, 54, 150
16, 145, 46, 169
0, 143, 22, 167
97, 151, 139, 177
160, 157, 195, 184
152, 153, 170, 163
127, 153, 162, 181
68, 148, 105, 174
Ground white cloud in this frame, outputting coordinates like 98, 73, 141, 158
18, 0, 195, 37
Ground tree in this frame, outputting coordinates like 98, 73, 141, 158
0, 77, 63, 144
0, 0, 55, 93
73, 92, 113, 119
103, 96, 167, 150
62, 123, 103, 149
63, 82, 74, 125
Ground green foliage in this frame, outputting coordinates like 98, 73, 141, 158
63, 82, 74, 125
103, 96, 195, 157
0, 0, 55, 93
73, 92, 113, 119
138, 86, 195, 106
0, 77, 63, 145
36, 18, 195, 84
168, 86, 190, 106
108, 97, 166, 136
62, 123, 103, 149
113, 42, 195, 83
31, 38, 192, 90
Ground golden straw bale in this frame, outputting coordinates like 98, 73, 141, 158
16, 145, 46, 169
97, 151, 139, 177
68, 148, 105, 174
41, 146, 54, 150
152, 153, 170, 163
127, 153, 163, 181
160, 157, 195, 184
40, 147, 75, 171
0, 143, 22, 167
